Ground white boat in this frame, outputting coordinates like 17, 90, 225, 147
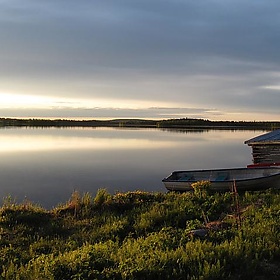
162, 167, 280, 192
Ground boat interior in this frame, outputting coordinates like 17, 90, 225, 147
172, 168, 280, 182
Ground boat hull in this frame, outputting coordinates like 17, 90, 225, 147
162, 167, 280, 192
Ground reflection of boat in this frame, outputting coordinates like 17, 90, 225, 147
162, 167, 280, 192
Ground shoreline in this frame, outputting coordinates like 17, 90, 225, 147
1, 117, 279, 130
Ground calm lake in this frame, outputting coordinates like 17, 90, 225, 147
0, 127, 265, 208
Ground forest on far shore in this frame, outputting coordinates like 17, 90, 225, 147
0, 117, 279, 129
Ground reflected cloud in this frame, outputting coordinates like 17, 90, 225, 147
0, 129, 176, 153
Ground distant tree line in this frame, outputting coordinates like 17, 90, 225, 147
0, 117, 279, 129
156, 118, 280, 129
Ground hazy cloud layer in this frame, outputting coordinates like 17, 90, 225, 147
0, 0, 280, 120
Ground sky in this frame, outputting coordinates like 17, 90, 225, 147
0, 0, 280, 121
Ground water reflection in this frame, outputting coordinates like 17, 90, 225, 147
0, 127, 262, 208
0, 132, 174, 152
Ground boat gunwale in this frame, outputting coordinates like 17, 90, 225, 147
162, 167, 280, 183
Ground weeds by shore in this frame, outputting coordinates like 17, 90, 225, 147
0, 187, 279, 279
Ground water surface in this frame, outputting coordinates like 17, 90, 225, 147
0, 127, 263, 208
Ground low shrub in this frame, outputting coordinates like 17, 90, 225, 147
0, 189, 279, 279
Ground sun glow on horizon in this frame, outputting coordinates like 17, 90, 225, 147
0, 93, 278, 122
0, 92, 171, 110
0, 93, 55, 108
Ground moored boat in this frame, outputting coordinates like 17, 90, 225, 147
162, 167, 280, 192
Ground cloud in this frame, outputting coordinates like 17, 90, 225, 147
3, 1, 280, 73
0, 105, 278, 122
0, 106, 211, 119
0, 1, 279, 120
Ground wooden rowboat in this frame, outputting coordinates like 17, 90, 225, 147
162, 167, 280, 192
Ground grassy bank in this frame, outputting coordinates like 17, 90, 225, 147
0, 186, 279, 279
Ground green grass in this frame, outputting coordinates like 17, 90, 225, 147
0, 187, 279, 279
